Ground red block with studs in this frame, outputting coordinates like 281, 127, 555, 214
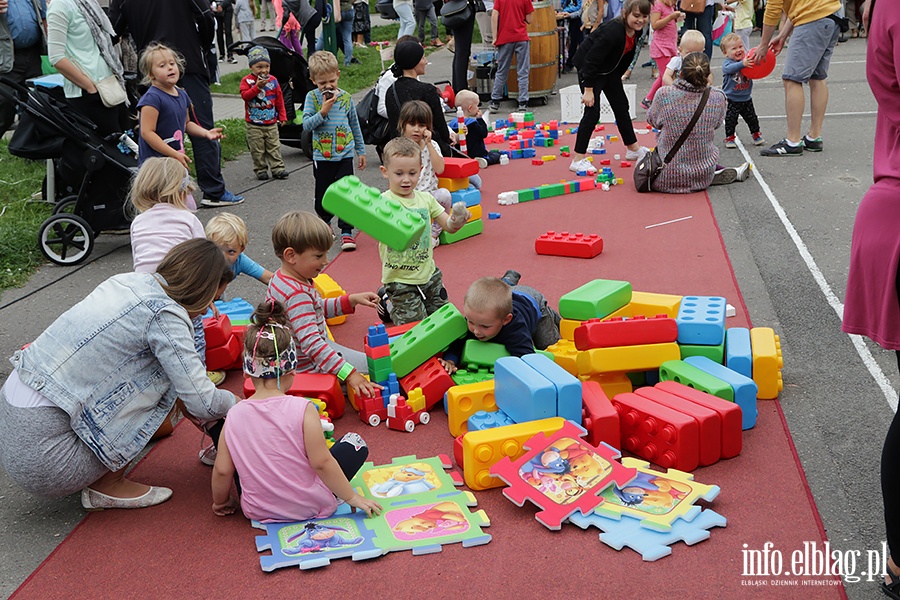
611, 392, 700, 471
655, 380, 742, 458
399, 356, 455, 410
574, 315, 678, 350
634, 386, 722, 466
581, 381, 620, 449
535, 231, 604, 259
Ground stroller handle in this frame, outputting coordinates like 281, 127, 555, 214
0, 76, 30, 102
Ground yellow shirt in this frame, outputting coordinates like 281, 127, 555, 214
378, 190, 446, 285
763, 0, 841, 28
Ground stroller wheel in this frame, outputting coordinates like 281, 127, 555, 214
38, 213, 95, 266
52, 196, 78, 215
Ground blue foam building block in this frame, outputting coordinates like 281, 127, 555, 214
522, 148, 536, 158
568, 508, 727, 561
203, 297, 254, 322
467, 409, 515, 431
520, 353, 582, 423
494, 356, 556, 424
450, 186, 482, 207
725, 327, 752, 379
676, 296, 727, 346
366, 324, 389, 347
684, 356, 758, 430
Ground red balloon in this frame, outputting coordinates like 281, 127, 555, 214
742, 48, 777, 79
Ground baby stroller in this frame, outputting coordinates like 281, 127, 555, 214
0, 77, 138, 266
230, 35, 315, 159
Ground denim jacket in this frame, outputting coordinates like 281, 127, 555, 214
10, 272, 236, 471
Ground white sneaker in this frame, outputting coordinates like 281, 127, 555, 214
199, 443, 217, 466
476, 157, 488, 168
711, 167, 738, 186
625, 146, 650, 161
734, 162, 752, 182
569, 158, 597, 174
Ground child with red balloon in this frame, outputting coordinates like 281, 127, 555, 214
720, 32, 765, 149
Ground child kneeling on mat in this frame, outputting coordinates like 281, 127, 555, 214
210, 301, 383, 522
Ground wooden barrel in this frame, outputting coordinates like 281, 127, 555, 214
507, 0, 559, 99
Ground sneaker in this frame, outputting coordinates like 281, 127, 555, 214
201, 190, 245, 207
475, 157, 488, 169
431, 38, 444, 47
81, 486, 173, 510
489, 100, 500, 112
734, 162, 752, 182
272, 170, 289, 179
432, 234, 440, 248
207, 370, 226, 385
640, 97, 652, 110
229, 57, 238, 64
624, 146, 650, 162
199, 443, 217, 466
501, 269, 521, 286
256, 171, 269, 180
711, 167, 738, 186
218, 57, 225, 63
341, 233, 357, 251
760, 139, 803, 157
569, 158, 597, 174
517, 102, 528, 111
724, 135, 737, 149
802, 135, 823, 152
752, 132, 766, 146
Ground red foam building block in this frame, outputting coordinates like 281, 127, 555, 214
535, 231, 603, 259
620, 161, 633, 168
244, 372, 346, 418
399, 356, 455, 411
655, 380, 742, 459
599, 159, 611, 165
454, 434, 465, 467
364, 342, 390, 359
574, 315, 678, 350
520, 129, 536, 139
206, 334, 242, 371
203, 315, 233, 348
359, 395, 388, 427
385, 320, 419, 339
577, 178, 596, 190
531, 159, 544, 165
634, 386, 722, 467
581, 381, 620, 449
611, 392, 700, 472
442, 157, 479, 178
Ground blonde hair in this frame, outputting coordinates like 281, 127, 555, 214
272, 211, 334, 258
464, 277, 513, 319
157, 239, 230, 314
129, 156, 196, 213
206, 212, 249, 249
680, 30, 706, 53
382, 136, 421, 168
454, 90, 480, 112
718, 33, 741, 54
138, 42, 185, 86
308, 51, 340, 80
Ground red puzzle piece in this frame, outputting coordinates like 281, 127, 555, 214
535, 231, 603, 259
244, 372, 346, 418
574, 315, 678, 350
611, 392, 700, 472
489, 420, 637, 530
441, 157, 479, 178
634, 386, 722, 467
581, 381, 620, 449
655, 381, 742, 459
399, 356, 455, 411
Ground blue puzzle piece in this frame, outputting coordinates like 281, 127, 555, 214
253, 504, 384, 571
494, 356, 556, 424
684, 356, 758, 430
521, 353, 582, 423
725, 327, 752, 378
203, 297, 254, 322
568, 508, 727, 561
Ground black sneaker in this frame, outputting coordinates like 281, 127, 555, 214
759, 139, 803, 157
489, 100, 500, 112
256, 171, 269, 180
501, 269, 521, 286
802, 136, 824, 152
517, 102, 528, 111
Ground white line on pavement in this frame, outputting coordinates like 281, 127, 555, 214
756, 111, 878, 119
735, 137, 899, 412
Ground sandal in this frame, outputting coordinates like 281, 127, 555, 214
883, 567, 900, 599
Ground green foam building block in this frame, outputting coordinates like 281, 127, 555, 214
366, 355, 393, 382
560, 145, 570, 153
679, 341, 725, 363
322, 176, 426, 251
389, 303, 468, 377
536, 349, 554, 361
517, 189, 534, 202
658, 360, 734, 401
451, 367, 495, 386
559, 279, 632, 321
545, 183, 566, 197
439, 219, 483, 245
462, 339, 510, 368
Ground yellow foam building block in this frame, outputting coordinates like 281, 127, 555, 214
446, 380, 496, 437
577, 342, 681, 375
580, 372, 633, 398
462, 417, 567, 490
603, 291, 684, 320
406, 387, 426, 413
467, 204, 482, 222
544, 338, 581, 376
541, 154, 556, 162
750, 327, 784, 399
560, 318, 583, 341
438, 176, 470, 192
314, 273, 347, 325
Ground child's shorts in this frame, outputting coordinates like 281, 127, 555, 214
384, 268, 448, 325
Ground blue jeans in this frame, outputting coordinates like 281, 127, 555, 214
180, 72, 226, 200
394, 1, 416, 37
317, 8, 356, 65
682, 5, 715, 58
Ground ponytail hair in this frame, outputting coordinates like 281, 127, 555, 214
245, 300, 293, 359
680, 52, 711, 88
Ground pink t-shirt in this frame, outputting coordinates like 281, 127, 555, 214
130, 203, 205, 273
650, 1, 679, 59
224, 395, 338, 523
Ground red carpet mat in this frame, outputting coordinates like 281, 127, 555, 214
12, 129, 843, 599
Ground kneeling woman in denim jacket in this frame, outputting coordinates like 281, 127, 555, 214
0, 239, 238, 511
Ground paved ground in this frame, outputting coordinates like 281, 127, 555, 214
0, 29, 884, 598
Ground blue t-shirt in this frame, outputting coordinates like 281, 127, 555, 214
232, 253, 265, 281
721, 58, 753, 103
137, 86, 192, 164
8, 0, 45, 48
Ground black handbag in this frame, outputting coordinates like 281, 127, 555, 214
634, 87, 709, 193
441, 0, 474, 30
357, 76, 395, 146
472, 0, 487, 12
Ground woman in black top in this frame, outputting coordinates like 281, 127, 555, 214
569, 0, 652, 175
385, 40, 453, 155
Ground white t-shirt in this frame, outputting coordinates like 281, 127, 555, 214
666, 55, 682, 74
416, 140, 442, 193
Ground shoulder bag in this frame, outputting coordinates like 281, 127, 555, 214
679, 0, 705, 13
634, 86, 709, 193
441, 0, 474, 30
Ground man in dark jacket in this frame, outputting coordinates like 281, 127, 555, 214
109, 0, 244, 206
0, 0, 46, 139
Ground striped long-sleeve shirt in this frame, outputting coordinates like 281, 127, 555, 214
265, 270, 355, 376
301, 88, 366, 162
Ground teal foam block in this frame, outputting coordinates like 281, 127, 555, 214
521, 353, 582, 423
684, 356, 758, 430
725, 327, 752, 378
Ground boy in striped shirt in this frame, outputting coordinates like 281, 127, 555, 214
266, 211, 383, 397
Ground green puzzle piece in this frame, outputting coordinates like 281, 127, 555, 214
389, 303, 468, 377
559, 279, 632, 321
351, 454, 462, 501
